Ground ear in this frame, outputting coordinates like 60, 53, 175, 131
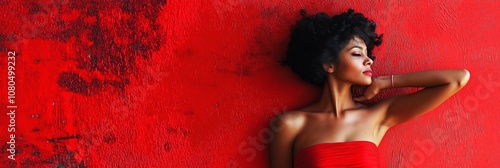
322, 63, 335, 73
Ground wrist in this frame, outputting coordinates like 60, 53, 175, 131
375, 76, 392, 89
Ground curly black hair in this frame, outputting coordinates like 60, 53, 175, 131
280, 8, 383, 87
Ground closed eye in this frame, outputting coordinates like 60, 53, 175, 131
352, 53, 362, 56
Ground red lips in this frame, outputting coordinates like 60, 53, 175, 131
363, 69, 372, 76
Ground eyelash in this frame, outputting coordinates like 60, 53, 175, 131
352, 53, 376, 61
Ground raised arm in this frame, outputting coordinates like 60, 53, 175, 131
373, 69, 470, 128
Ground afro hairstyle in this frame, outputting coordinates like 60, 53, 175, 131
280, 8, 383, 87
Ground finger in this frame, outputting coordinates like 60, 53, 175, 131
365, 92, 378, 100
353, 96, 366, 102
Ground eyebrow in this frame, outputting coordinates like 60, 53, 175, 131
349, 46, 364, 50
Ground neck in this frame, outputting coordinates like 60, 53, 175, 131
316, 77, 357, 119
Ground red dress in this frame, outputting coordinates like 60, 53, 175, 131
293, 141, 380, 168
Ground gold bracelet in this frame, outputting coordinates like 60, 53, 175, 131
391, 75, 394, 88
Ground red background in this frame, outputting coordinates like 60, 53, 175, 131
1, 0, 499, 167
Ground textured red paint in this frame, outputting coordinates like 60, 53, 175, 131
0, 0, 499, 167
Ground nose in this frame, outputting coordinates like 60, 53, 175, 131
365, 57, 373, 66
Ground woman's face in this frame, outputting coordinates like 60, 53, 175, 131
332, 36, 373, 85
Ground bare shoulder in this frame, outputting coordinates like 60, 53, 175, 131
271, 111, 307, 131
269, 111, 307, 167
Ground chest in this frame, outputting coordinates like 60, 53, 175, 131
293, 111, 381, 152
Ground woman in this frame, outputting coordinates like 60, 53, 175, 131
269, 9, 470, 167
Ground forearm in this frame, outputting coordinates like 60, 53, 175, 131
377, 69, 470, 89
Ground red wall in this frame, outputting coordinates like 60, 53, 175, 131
1, 0, 499, 167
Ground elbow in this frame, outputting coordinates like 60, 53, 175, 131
456, 69, 470, 87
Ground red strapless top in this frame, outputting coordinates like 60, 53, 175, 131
293, 141, 380, 168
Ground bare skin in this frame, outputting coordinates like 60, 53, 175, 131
269, 36, 470, 168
